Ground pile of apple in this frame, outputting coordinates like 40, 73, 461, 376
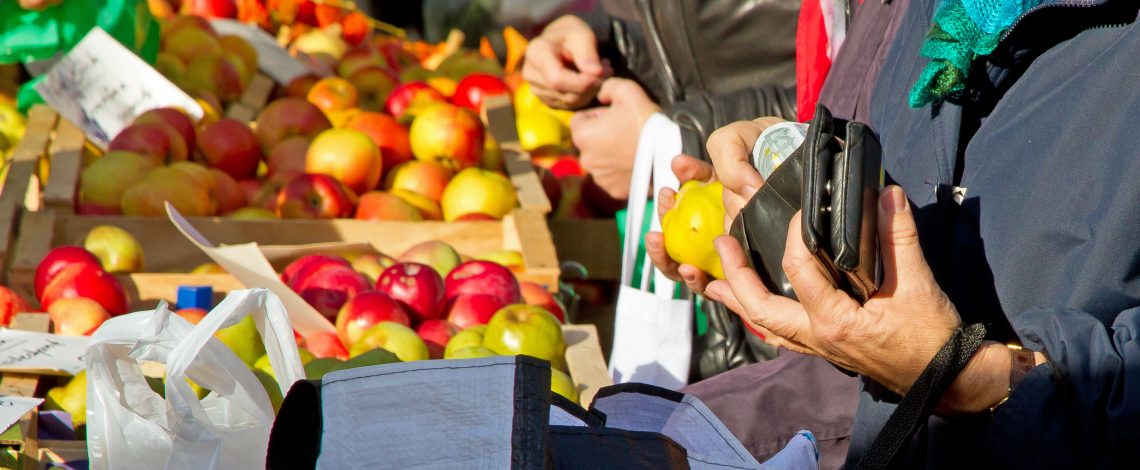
154, 15, 260, 112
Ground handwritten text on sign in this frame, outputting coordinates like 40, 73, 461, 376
36, 27, 203, 148
0, 329, 89, 375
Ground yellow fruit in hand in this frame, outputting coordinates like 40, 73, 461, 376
661, 181, 726, 279
516, 111, 566, 152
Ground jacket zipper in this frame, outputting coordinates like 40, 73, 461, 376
999, 0, 1103, 42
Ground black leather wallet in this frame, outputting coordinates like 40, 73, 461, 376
728, 104, 882, 302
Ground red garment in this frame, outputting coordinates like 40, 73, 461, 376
796, 0, 832, 122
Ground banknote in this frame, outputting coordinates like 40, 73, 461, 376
751, 121, 808, 179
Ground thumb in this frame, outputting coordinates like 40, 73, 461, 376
877, 186, 933, 294
561, 32, 603, 76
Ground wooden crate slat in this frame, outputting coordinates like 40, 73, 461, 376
240, 74, 275, 110
7, 210, 56, 304
562, 324, 611, 405
505, 209, 560, 290
41, 119, 85, 213
0, 106, 58, 212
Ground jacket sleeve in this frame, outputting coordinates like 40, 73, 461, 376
969, 307, 1140, 466
665, 86, 797, 162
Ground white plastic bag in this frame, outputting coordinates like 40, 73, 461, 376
85, 288, 305, 470
608, 114, 693, 389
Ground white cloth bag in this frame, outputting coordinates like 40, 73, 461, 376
85, 288, 305, 470
608, 114, 693, 389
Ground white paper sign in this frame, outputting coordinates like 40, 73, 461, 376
0, 329, 89, 375
35, 27, 203, 148
0, 396, 45, 435
210, 19, 312, 85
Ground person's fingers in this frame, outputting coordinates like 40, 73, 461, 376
670, 155, 716, 184
705, 280, 745, 312
876, 186, 936, 297
715, 235, 813, 340
522, 40, 560, 88
595, 78, 631, 105
657, 188, 676, 218
707, 122, 767, 200
781, 213, 852, 320
560, 32, 603, 76
645, 232, 683, 283
677, 265, 712, 294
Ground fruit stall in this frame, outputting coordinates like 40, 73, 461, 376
0, 2, 618, 468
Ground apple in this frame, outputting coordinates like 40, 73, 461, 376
304, 331, 349, 360
40, 264, 128, 316
122, 164, 216, 216
376, 262, 444, 322
306, 77, 359, 114
282, 254, 351, 287
385, 81, 446, 119
476, 250, 524, 273
163, 27, 221, 64
196, 118, 263, 180
47, 297, 110, 336
444, 294, 506, 329
215, 315, 266, 366
535, 165, 562, 209
247, 174, 292, 211
444, 260, 522, 306
444, 325, 486, 358
553, 174, 597, 219
451, 73, 511, 112
483, 304, 566, 370
349, 321, 429, 361
161, 14, 217, 41
482, 131, 504, 172
218, 35, 258, 76
280, 74, 319, 99
266, 136, 310, 179
228, 207, 276, 219
349, 66, 396, 112
344, 112, 413, 170
351, 253, 397, 284
306, 129, 382, 194
292, 265, 372, 319
447, 345, 497, 359
34, 246, 102, 300
551, 368, 579, 403
384, 161, 452, 202
520, 282, 566, 323
184, 53, 244, 103
78, 151, 156, 213
354, 191, 422, 221
390, 189, 442, 220
550, 158, 585, 179
155, 52, 187, 84
440, 168, 517, 221
255, 97, 333, 151
181, 0, 238, 18
82, 225, 144, 274
398, 240, 461, 278
275, 173, 356, 219
210, 168, 247, 214
416, 319, 459, 359
409, 103, 484, 171
0, 286, 31, 327
455, 213, 497, 221
335, 290, 410, 347
175, 307, 209, 325
108, 122, 189, 165
133, 107, 197, 155
337, 48, 386, 78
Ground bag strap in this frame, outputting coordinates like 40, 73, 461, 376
854, 323, 987, 470
620, 117, 659, 288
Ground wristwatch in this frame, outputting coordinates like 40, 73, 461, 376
989, 344, 1038, 414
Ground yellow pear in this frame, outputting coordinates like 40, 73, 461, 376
661, 180, 726, 279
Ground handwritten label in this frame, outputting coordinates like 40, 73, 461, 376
35, 27, 203, 148
210, 19, 313, 84
0, 330, 89, 375
0, 396, 44, 435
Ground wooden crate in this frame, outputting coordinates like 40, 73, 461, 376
224, 73, 276, 122
6, 207, 560, 308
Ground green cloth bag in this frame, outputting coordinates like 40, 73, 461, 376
0, 0, 160, 112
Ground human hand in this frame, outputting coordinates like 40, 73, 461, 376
705, 117, 787, 226
522, 15, 607, 109
569, 78, 660, 200
18, 0, 61, 10
705, 186, 974, 400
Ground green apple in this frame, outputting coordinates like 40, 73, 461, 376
447, 345, 498, 359
304, 357, 344, 380
82, 225, 145, 273
253, 348, 316, 379
444, 325, 487, 358
252, 369, 284, 414
483, 305, 566, 371
349, 322, 429, 362
215, 315, 266, 367
551, 368, 578, 404
329, 348, 401, 374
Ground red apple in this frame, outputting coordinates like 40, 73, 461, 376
40, 264, 128, 315
444, 294, 506, 329
384, 161, 452, 202
134, 107, 197, 155
276, 173, 356, 219
303, 331, 349, 359
376, 262, 445, 322
282, 254, 351, 287
344, 112, 413, 170
181, 0, 238, 18
305, 129, 382, 194
520, 281, 566, 323
292, 264, 372, 320
280, 74, 319, 99
337, 48, 386, 78
0, 286, 31, 327
390, 189, 442, 220
349, 66, 396, 112
196, 118, 264, 180
108, 122, 189, 165
409, 103, 484, 171
48, 297, 111, 336
175, 307, 209, 325
384, 81, 446, 119
255, 97, 333, 151
335, 290, 410, 347
34, 246, 103, 301
210, 168, 247, 214
416, 319, 459, 359
451, 73, 511, 112
354, 191, 422, 221
306, 76, 359, 114
266, 136, 310, 179
444, 260, 521, 306
351, 253, 396, 284
398, 240, 461, 278
184, 53, 245, 103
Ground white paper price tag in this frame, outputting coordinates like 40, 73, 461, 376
35, 27, 203, 148
0, 396, 44, 434
210, 19, 312, 85
0, 329, 89, 375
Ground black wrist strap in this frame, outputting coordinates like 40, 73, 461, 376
854, 323, 987, 470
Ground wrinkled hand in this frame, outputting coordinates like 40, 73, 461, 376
18, 0, 61, 10
570, 78, 660, 200
522, 15, 607, 109
705, 186, 966, 397
706, 117, 787, 225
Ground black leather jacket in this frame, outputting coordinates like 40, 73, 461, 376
580, 0, 800, 160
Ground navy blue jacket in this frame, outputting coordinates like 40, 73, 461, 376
849, 0, 1140, 467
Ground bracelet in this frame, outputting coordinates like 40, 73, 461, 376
988, 344, 1037, 414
